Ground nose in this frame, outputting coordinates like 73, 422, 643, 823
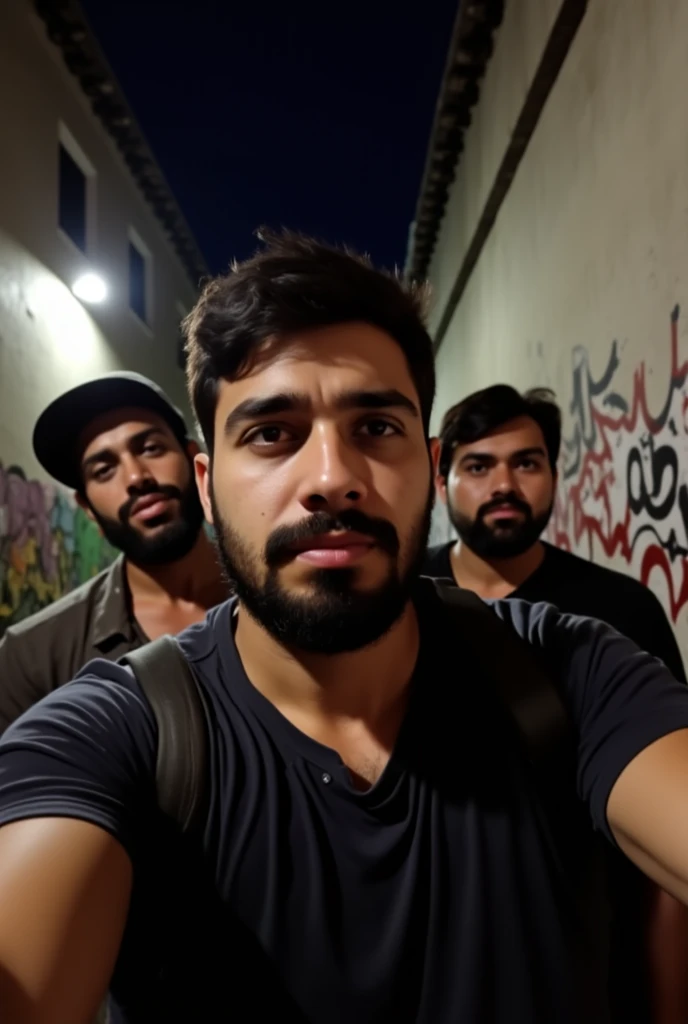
490, 462, 518, 496
295, 423, 369, 513
122, 454, 156, 492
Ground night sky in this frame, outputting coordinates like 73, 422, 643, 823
79, 0, 458, 276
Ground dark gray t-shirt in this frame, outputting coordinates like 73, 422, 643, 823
423, 541, 686, 682
1, 581, 687, 1023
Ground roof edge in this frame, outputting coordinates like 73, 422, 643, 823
34, 0, 210, 288
404, 0, 504, 283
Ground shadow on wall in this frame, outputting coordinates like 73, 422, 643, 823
0, 462, 117, 638
548, 304, 688, 624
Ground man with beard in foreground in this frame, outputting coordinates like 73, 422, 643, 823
4, 235, 688, 1023
0, 371, 228, 734
423, 383, 687, 1022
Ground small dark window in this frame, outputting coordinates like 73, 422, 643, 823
59, 144, 87, 251
129, 241, 147, 322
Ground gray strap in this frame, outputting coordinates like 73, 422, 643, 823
430, 578, 572, 765
122, 636, 208, 833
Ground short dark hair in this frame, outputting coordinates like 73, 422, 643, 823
182, 229, 435, 451
437, 384, 561, 478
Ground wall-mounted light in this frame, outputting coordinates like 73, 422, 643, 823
72, 272, 107, 304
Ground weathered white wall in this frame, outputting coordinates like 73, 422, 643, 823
427, 0, 688, 650
0, 0, 201, 629
0, 0, 199, 464
427, 0, 562, 339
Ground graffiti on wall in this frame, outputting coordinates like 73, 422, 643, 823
549, 304, 688, 622
0, 462, 117, 637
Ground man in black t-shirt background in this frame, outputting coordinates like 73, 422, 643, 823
424, 383, 688, 1022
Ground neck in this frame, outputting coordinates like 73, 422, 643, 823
449, 539, 545, 599
234, 599, 420, 725
125, 530, 225, 606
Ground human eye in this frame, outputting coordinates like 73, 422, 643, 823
357, 418, 402, 439
90, 464, 114, 482
243, 425, 294, 448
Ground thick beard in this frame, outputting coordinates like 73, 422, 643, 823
448, 499, 553, 559
210, 486, 434, 655
91, 477, 206, 567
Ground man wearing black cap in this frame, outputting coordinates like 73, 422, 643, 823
0, 371, 228, 734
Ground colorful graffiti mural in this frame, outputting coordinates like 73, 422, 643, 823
549, 305, 688, 622
0, 462, 117, 637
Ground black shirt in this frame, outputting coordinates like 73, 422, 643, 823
1, 580, 688, 1023
422, 542, 687, 1020
423, 541, 686, 682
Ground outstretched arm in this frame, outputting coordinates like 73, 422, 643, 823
490, 596, 688, 1019
0, 660, 158, 1024
608, 729, 688, 905
0, 817, 132, 1024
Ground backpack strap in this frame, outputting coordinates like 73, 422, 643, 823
428, 577, 573, 766
122, 636, 209, 833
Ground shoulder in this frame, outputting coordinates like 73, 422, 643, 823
543, 544, 662, 605
0, 657, 157, 855
421, 542, 453, 577
484, 592, 673, 674
0, 562, 116, 643
0, 561, 127, 733
539, 545, 684, 676
486, 592, 587, 643
6, 655, 154, 741
481, 592, 688, 841
483, 592, 673, 717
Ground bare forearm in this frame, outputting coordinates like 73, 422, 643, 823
0, 818, 132, 1024
609, 731, 688, 905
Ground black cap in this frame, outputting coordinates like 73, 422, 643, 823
33, 371, 190, 489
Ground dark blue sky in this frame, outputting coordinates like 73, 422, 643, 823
80, 0, 458, 275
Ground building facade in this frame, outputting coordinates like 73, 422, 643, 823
0, 0, 207, 633
408, 0, 688, 654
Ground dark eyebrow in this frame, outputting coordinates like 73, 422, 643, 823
337, 389, 419, 417
511, 446, 547, 461
81, 427, 166, 472
223, 388, 419, 437
458, 445, 547, 467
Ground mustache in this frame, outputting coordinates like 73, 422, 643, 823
118, 482, 183, 523
478, 493, 532, 520
264, 509, 400, 567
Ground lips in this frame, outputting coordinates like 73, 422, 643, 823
289, 531, 375, 567
129, 493, 172, 521
484, 504, 525, 519
288, 531, 373, 552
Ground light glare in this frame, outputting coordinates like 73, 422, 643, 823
72, 273, 107, 304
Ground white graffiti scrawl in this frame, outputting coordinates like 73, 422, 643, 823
548, 305, 688, 622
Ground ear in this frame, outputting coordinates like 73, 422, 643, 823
429, 437, 449, 505
74, 489, 98, 526
185, 438, 202, 459
194, 452, 214, 526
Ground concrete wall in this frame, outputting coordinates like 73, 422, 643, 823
0, 0, 201, 631
427, 0, 688, 651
